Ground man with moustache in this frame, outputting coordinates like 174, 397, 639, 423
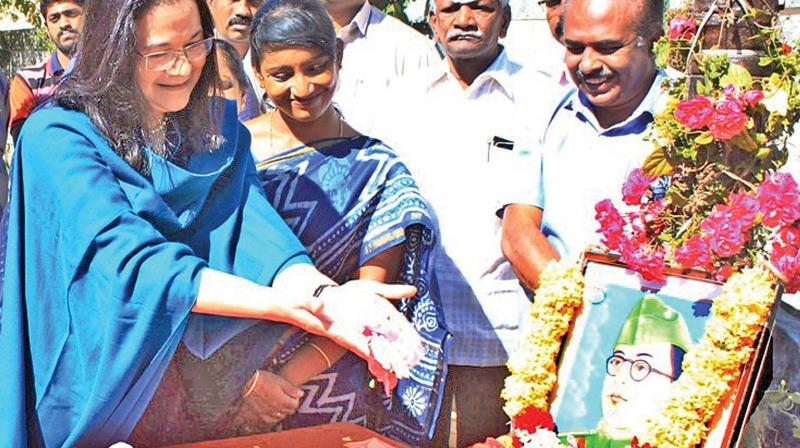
7, 0, 84, 146
206, 0, 263, 120
320, 0, 439, 134
381, 0, 555, 445
499, 0, 670, 289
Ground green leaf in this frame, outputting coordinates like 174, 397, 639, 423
756, 147, 771, 159
694, 131, 714, 145
643, 147, 674, 176
730, 131, 758, 152
758, 56, 772, 67
654, 38, 670, 69
720, 63, 753, 90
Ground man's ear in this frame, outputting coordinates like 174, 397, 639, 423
336, 38, 344, 70
428, 10, 439, 42
499, 5, 511, 39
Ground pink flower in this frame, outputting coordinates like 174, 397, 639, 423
757, 172, 800, 228
723, 84, 740, 99
668, 16, 697, 40
772, 225, 800, 293
742, 90, 764, 108
727, 192, 759, 230
622, 168, 655, 206
675, 95, 714, 130
595, 199, 626, 251
700, 205, 749, 258
674, 234, 711, 269
620, 240, 667, 284
708, 98, 748, 140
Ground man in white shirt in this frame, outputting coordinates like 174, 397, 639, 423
499, 0, 668, 289
383, 0, 556, 445
320, 0, 440, 134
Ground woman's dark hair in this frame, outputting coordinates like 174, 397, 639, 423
56, 0, 222, 173
215, 39, 250, 98
250, 0, 337, 72
40, 0, 85, 17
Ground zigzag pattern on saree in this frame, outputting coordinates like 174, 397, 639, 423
297, 373, 357, 423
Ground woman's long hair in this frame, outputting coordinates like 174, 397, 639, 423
56, 0, 222, 173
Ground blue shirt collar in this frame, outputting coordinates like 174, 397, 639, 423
564, 69, 669, 136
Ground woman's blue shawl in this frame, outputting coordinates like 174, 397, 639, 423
0, 101, 310, 447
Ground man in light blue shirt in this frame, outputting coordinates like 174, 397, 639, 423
499, 0, 669, 288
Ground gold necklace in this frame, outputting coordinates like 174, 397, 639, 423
268, 108, 344, 154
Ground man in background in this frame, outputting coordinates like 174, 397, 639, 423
383, 0, 555, 445
320, 0, 439, 134
207, 0, 263, 120
500, 0, 668, 289
7, 0, 84, 145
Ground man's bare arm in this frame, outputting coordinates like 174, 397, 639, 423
501, 204, 560, 291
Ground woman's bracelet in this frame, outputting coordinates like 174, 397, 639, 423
308, 341, 332, 369
312, 283, 337, 298
243, 369, 260, 397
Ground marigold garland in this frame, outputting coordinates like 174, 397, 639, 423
501, 259, 584, 417
500, 262, 778, 448
640, 266, 777, 448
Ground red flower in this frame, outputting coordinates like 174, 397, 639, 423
367, 355, 398, 397
595, 199, 626, 251
675, 234, 711, 269
783, 43, 793, 55
668, 16, 697, 40
622, 168, 655, 206
742, 90, 764, 108
716, 264, 734, 281
708, 98, 748, 140
757, 172, 800, 228
675, 95, 714, 130
631, 437, 655, 448
511, 406, 555, 433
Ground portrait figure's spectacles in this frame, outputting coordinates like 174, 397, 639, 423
605, 354, 675, 382
136, 37, 215, 72
538, 0, 562, 7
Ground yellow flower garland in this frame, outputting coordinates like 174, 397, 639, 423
641, 266, 776, 448
501, 260, 584, 417
501, 262, 777, 448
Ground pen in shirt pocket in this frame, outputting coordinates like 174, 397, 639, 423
487, 135, 515, 162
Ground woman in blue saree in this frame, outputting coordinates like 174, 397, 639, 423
240, 1, 449, 445
0, 0, 421, 446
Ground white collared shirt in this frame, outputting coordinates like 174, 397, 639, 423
381, 48, 558, 366
334, 1, 440, 135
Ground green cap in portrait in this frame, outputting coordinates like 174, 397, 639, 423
614, 294, 693, 352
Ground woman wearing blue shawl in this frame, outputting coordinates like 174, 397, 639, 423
240, 1, 450, 446
0, 0, 422, 446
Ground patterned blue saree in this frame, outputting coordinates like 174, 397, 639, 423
256, 136, 450, 446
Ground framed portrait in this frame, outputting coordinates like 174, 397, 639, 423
549, 253, 773, 448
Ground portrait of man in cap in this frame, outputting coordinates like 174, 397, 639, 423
560, 294, 694, 448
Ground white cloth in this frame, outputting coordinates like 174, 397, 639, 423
381, 48, 558, 366
334, 1, 440, 135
